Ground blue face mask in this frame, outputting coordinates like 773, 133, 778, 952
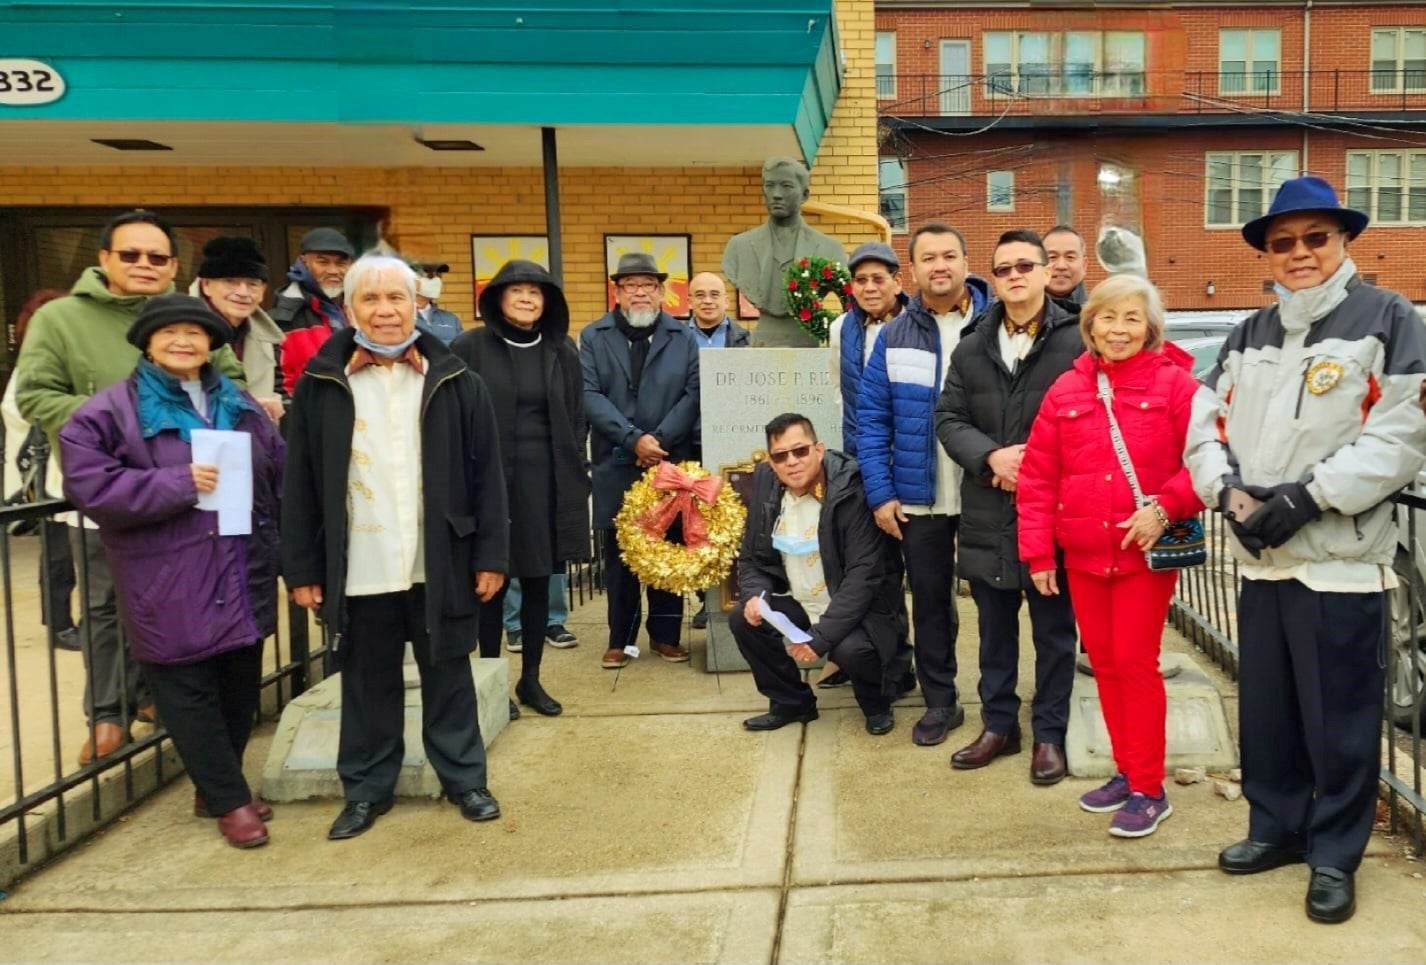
772, 532, 819, 556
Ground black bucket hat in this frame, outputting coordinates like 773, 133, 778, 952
127, 293, 231, 351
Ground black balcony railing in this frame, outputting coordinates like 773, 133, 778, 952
879, 69, 1426, 118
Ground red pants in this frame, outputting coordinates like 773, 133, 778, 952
1067, 568, 1178, 795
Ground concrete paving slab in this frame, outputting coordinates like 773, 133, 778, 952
4, 712, 800, 911
791, 707, 1388, 887
0, 889, 781, 964
778, 859, 1426, 964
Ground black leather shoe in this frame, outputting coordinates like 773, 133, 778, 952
912, 705, 965, 746
865, 712, 895, 736
449, 788, 501, 822
1306, 867, 1355, 923
53, 627, 82, 652
327, 798, 394, 840
743, 708, 818, 731
508, 698, 521, 721
691, 605, 709, 630
816, 669, 850, 689
515, 678, 563, 717
1218, 838, 1308, 875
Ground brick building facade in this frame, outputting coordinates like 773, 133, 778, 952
875, 1, 1426, 310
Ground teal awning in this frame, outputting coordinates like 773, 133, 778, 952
0, 0, 843, 163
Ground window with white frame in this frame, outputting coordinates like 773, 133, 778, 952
876, 32, 897, 98
1219, 29, 1281, 93
1204, 151, 1297, 226
1370, 28, 1426, 93
879, 156, 908, 231
987, 170, 1015, 211
982, 30, 1145, 96
1346, 151, 1426, 224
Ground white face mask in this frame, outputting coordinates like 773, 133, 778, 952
417, 276, 443, 300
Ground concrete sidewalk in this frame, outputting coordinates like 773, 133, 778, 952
3, 595, 1424, 964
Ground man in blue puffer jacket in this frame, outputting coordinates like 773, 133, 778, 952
829, 242, 908, 457
858, 222, 990, 747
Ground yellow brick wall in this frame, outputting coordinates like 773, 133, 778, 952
0, 3, 879, 331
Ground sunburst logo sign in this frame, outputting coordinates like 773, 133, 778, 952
604, 234, 691, 316
471, 235, 550, 317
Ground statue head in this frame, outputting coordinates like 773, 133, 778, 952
761, 157, 811, 226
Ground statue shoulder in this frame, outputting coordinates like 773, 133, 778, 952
803, 226, 847, 262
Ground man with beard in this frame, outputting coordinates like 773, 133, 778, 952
580, 252, 700, 670
275, 228, 355, 394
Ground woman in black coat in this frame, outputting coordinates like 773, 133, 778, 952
451, 260, 590, 718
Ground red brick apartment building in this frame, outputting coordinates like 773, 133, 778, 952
874, 1, 1426, 310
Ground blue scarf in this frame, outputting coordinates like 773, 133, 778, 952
353, 327, 421, 358
135, 358, 256, 442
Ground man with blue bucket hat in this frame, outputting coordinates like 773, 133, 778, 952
1186, 175, 1426, 923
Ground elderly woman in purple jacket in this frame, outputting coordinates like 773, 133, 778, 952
59, 293, 285, 850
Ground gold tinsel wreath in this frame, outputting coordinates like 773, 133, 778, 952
614, 461, 747, 595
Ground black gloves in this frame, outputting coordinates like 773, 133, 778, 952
1240, 481, 1322, 549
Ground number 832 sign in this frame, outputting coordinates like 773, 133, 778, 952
0, 60, 65, 105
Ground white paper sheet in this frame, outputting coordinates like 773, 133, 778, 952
190, 429, 253, 536
757, 592, 812, 644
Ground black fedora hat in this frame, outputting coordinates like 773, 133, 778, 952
609, 252, 668, 283
127, 293, 231, 351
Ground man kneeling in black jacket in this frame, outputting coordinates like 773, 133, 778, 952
732, 413, 914, 735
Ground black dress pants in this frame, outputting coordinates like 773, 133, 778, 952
1238, 578, 1385, 873
901, 514, 959, 708
71, 526, 147, 726
603, 525, 684, 651
969, 576, 1077, 743
40, 519, 76, 631
478, 575, 550, 679
729, 595, 889, 718
142, 643, 261, 816
339, 586, 487, 803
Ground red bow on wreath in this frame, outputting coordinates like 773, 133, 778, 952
639, 462, 723, 549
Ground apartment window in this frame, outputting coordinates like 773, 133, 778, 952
1347, 151, 1426, 224
1205, 151, 1297, 226
1219, 29, 1281, 94
1371, 28, 1426, 93
879, 157, 908, 231
982, 30, 1145, 96
876, 32, 897, 99
987, 170, 1015, 211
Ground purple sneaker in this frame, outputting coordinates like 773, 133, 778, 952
1079, 773, 1131, 813
1109, 791, 1173, 838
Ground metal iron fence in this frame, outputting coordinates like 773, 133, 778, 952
1170, 496, 1425, 856
881, 69, 1426, 118
0, 498, 328, 884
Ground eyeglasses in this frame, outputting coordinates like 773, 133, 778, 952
111, 249, 173, 267
769, 444, 814, 464
618, 281, 660, 294
991, 260, 1045, 279
1266, 230, 1342, 255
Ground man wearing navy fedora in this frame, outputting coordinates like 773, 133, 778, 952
581, 252, 701, 670
1186, 175, 1426, 923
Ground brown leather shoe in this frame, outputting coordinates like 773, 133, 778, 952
136, 702, 158, 724
77, 722, 128, 766
196, 793, 272, 821
602, 648, 630, 669
950, 728, 1022, 770
1030, 742, 1068, 785
651, 642, 691, 663
217, 803, 269, 848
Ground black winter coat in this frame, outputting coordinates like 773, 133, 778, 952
737, 450, 910, 695
450, 263, 591, 565
935, 297, 1082, 590
280, 328, 509, 668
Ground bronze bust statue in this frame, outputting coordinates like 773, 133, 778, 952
722, 157, 847, 347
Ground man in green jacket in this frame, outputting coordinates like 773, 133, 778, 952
15, 209, 246, 765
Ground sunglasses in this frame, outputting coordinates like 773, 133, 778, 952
769, 444, 814, 464
991, 259, 1044, 279
111, 249, 174, 267
1265, 229, 1342, 255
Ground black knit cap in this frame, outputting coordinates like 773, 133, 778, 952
197, 236, 269, 281
127, 294, 232, 351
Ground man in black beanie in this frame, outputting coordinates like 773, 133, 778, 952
192, 236, 286, 420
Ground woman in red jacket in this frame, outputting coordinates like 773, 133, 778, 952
1017, 273, 1204, 838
